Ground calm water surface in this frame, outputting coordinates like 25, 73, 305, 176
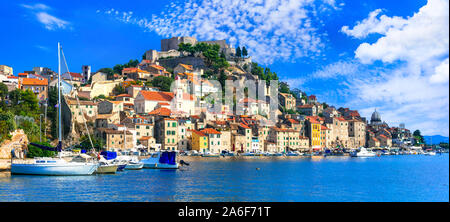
0, 154, 448, 202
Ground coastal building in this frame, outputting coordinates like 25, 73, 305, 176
348, 119, 366, 148
279, 93, 296, 111
91, 72, 108, 83
190, 130, 208, 152
0, 65, 13, 76
297, 104, 317, 116
19, 78, 48, 101
66, 98, 98, 124
154, 118, 178, 151
200, 128, 222, 154
305, 117, 321, 151
96, 128, 133, 151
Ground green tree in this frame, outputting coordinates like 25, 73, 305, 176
236, 46, 242, 57
413, 130, 424, 145
151, 76, 174, 92
279, 82, 290, 94
27, 141, 56, 158
0, 82, 8, 109
242, 46, 248, 57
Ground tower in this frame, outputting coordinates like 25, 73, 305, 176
82, 65, 91, 83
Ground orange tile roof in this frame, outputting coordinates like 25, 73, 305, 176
139, 136, 153, 140
201, 128, 221, 134
140, 91, 174, 101
122, 67, 149, 73
21, 78, 48, 86
179, 64, 193, 70
148, 107, 172, 116
116, 94, 132, 97
287, 119, 299, 124
239, 123, 251, 129
190, 130, 206, 137
150, 64, 165, 70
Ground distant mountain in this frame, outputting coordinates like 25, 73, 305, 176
423, 135, 449, 144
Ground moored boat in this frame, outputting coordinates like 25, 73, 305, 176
350, 147, 377, 157
141, 151, 179, 169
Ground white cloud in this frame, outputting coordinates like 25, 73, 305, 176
102, 0, 343, 64
341, 9, 408, 39
311, 60, 358, 78
36, 12, 70, 30
21, 3, 70, 30
351, 0, 449, 65
338, 0, 449, 136
429, 58, 449, 84
21, 3, 51, 11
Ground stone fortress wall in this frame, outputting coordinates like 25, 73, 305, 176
146, 36, 237, 62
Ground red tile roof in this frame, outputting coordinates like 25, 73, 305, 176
140, 91, 174, 101
179, 64, 193, 70
191, 130, 207, 137
116, 94, 132, 97
201, 128, 221, 134
148, 107, 172, 116
21, 78, 48, 86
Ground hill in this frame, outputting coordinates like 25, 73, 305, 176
423, 135, 449, 144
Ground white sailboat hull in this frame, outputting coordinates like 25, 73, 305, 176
11, 163, 98, 176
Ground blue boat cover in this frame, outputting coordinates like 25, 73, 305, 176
159, 152, 176, 165
81, 149, 86, 153
101, 151, 117, 160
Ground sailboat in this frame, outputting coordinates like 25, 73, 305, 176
10, 43, 99, 176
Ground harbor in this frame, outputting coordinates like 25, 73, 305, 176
0, 153, 448, 202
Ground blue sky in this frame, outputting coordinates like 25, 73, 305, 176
0, 0, 448, 136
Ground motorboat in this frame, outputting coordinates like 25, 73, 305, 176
241, 152, 255, 156
95, 155, 119, 174
201, 151, 220, 157
285, 151, 300, 156
141, 151, 179, 169
424, 151, 436, 156
350, 147, 377, 157
124, 156, 144, 170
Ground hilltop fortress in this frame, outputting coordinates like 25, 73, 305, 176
145, 37, 250, 67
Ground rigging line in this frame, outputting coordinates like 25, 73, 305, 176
60, 46, 95, 152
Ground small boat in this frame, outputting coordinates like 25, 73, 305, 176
285, 151, 300, 156
220, 151, 235, 156
95, 162, 118, 174
350, 147, 377, 157
202, 151, 220, 157
141, 151, 179, 169
424, 151, 436, 156
124, 156, 144, 170
95, 156, 119, 174
241, 152, 255, 156
125, 161, 144, 170
272, 152, 284, 156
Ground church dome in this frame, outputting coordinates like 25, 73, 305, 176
371, 109, 381, 122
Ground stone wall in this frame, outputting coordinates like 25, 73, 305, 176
158, 56, 206, 70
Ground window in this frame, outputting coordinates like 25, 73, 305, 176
172, 122, 176, 127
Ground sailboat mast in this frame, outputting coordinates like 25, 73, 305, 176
58, 42, 62, 144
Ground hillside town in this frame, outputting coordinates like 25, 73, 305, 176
0, 36, 423, 156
